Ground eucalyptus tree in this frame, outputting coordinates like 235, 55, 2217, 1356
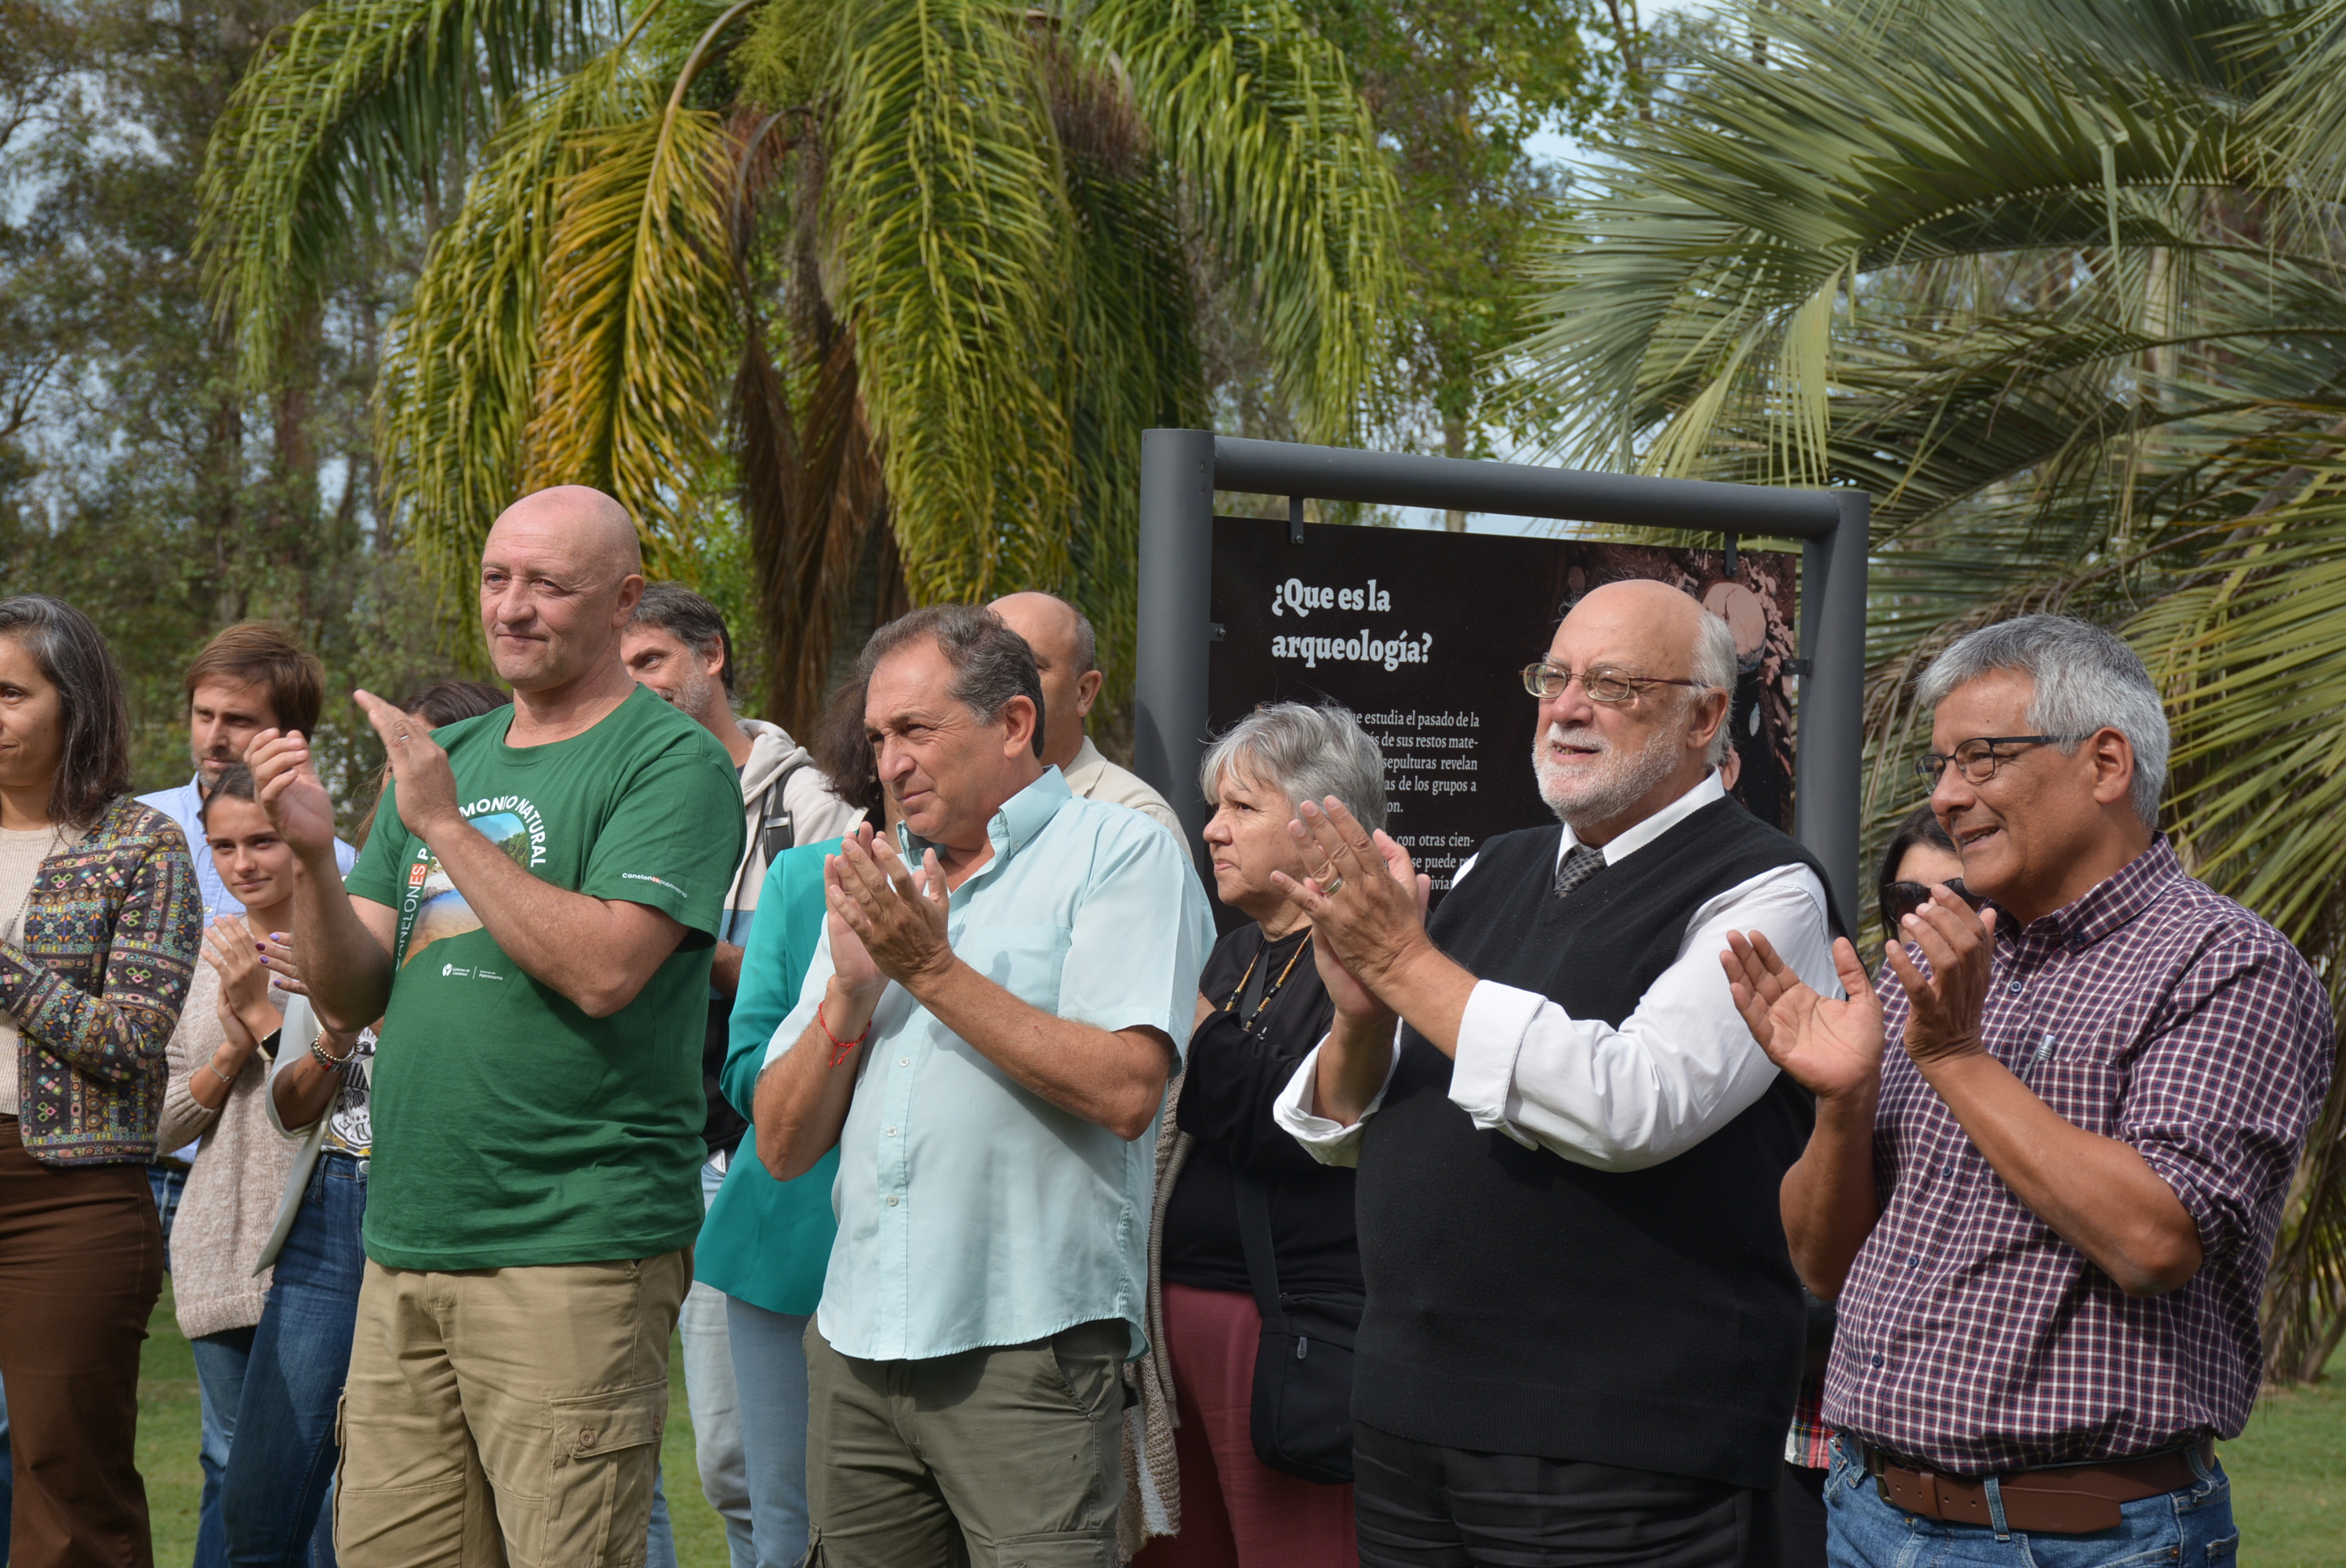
1519, 0, 2346, 1380
201, 0, 1401, 725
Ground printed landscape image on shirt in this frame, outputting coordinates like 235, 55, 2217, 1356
400, 811, 532, 967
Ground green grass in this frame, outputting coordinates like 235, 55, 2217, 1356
136, 1280, 731, 1566
127, 1292, 2346, 1565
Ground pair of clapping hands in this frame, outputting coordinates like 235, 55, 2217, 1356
203, 922, 306, 1057
821, 825, 957, 1002
1721, 888, 1996, 1099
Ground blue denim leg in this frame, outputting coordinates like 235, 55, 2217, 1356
646, 1468, 678, 1568
147, 1163, 185, 1274
192, 1325, 258, 1568
1824, 1436, 2241, 1567
223, 1154, 367, 1568
725, 1297, 812, 1568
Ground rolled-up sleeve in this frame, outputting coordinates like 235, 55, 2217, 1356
1271, 1028, 1404, 1167
2121, 929, 2335, 1265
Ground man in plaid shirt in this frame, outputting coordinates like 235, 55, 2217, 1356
1723, 615, 2332, 1566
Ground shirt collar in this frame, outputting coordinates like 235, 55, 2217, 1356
2000, 835, 2183, 953
1557, 768, 1727, 869
1061, 738, 1105, 789
896, 767, 1072, 869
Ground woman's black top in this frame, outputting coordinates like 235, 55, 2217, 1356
1160, 922, 1362, 1298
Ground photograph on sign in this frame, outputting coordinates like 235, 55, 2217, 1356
1207, 518, 1799, 903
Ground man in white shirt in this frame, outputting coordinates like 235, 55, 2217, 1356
1272, 579, 1843, 1568
988, 591, 1189, 852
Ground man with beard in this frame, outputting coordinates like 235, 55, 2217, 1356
1272, 579, 1845, 1567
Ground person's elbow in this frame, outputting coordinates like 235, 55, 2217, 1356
2110, 1229, 2204, 1298
569, 962, 659, 1019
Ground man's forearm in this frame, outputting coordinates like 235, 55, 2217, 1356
420, 815, 666, 1016
1780, 1084, 1882, 1299
1919, 1052, 2203, 1296
1313, 1011, 1399, 1127
905, 959, 1168, 1140
1361, 942, 1477, 1058
294, 854, 391, 1033
754, 976, 877, 1180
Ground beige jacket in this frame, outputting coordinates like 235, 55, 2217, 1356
1118, 1073, 1190, 1558
1062, 739, 1193, 863
158, 964, 299, 1340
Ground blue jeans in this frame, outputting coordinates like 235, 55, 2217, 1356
1824, 1436, 2239, 1566
192, 1324, 258, 1568
223, 1150, 366, 1567
147, 1161, 187, 1272
726, 1298, 813, 1568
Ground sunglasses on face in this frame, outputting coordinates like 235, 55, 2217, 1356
1879, 877, 1984, 932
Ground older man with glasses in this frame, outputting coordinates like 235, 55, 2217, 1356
1273, 578, 1846, 1567
1723, 614, 2333, 1567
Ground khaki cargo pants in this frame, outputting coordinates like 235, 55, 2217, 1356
803, 1316, 1129, 1567
334, 1250, 692, 1568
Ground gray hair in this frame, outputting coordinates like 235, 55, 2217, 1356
1200, 702, 1387, 829
857, 604, 1046, 759
1916, 614, 2168, 824
1690, 610, 1736, 766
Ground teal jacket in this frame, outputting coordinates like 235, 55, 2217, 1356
693, 839, 844, 1316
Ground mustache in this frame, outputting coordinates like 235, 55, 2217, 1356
1540, 724, 1610, 753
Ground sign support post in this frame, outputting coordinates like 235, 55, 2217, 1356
1135, 430, 1870, 921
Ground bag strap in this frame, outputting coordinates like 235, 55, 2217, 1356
1233, 1168, 1282, 1321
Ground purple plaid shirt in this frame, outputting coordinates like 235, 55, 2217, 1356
1822, 838, 2333, 1473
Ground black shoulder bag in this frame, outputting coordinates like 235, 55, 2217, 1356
1233, 1169, 1363, 1484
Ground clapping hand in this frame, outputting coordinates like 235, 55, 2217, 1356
1272, 797, 1433, 1004
1881, 887, 1997, 1066
353, 691, 463, 841
246, 730, 339, 864
826, 824, 952, 993
202, 917, 274, 1017
1719, 931, 1884, 1102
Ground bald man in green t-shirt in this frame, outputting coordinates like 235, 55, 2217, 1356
249, 485, 743, 1567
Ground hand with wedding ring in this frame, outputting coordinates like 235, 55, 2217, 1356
1269, 797, 1433, 1005
353, 691, 463, 842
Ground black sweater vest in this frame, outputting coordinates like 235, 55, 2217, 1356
1353, 797, 1839, 1491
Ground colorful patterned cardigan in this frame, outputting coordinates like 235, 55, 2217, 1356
3, 797, 202, 1166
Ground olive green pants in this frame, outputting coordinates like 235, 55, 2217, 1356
334, 1250, 691, 1568
802, 1316, 1129, 1567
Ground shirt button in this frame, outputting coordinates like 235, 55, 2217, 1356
1871, 1354, 1884, 1368
2007, 980, 2023, 995
898, 1057, 910, 1068
885, 1126, 897, 1137
887, 1194, 899, 1207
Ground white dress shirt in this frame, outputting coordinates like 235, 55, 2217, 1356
1272, 771, 1842, 1173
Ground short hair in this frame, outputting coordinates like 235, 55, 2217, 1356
198, 762, 258, 830
1876, 804, 1958, 934
630, 582, 735, 697
856, 605, 1046, 760
185, 622, 324, 738
401, 679, 511, 729
1690, 609, 1736, 766
0, 595, 132, 829
811, 676, 884, 822
1916, 614, 2168, 824
1200, 702, 1387, 830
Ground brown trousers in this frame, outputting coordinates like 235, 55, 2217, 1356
0, 1116, 165, 1568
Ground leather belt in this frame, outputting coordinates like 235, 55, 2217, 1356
1865, 1441, 2213, 1535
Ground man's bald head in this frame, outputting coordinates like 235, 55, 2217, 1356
478, 485, 646, 697
987, 591, 1102, 769
488, 485, 644, 579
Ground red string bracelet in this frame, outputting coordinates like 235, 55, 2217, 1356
817, 1004, 869, 1068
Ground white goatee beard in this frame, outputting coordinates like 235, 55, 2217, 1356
1532, 720, 1681, 833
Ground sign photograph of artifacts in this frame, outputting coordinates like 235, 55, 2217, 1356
1207, 518, 1799, 902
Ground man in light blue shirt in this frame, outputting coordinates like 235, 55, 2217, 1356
756, 604, 1210, 1567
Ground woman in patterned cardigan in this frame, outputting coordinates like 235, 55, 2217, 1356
0, 593, 202, 1568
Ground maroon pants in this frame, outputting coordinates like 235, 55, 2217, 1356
0, 1117, 162, 1568
1136, 1283, 1358, 1568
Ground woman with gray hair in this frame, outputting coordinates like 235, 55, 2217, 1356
1129, 702, 1381, 1568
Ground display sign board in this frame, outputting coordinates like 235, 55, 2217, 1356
1206, 517, 1800, 900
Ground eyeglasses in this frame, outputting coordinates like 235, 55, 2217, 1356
1879, 877, 1983, 931
1520, 662, 1706, 706
1911, 735, 2086, 786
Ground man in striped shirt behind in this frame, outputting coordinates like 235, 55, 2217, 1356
1723, 614, 2332, 1567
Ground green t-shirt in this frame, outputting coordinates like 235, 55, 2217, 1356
344, 684, 745, 1269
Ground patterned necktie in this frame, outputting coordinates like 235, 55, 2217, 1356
1553, 843, 1606, 899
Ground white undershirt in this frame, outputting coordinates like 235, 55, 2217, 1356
1272, 772, 1843, 1173
0, 824, 64, 1118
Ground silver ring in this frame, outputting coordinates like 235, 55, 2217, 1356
395, 731, 411, 742
1322, 875, 1344, 896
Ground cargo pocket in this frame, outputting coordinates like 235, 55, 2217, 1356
993, 1526, 1117, 1568
544, 1381, 666, 1566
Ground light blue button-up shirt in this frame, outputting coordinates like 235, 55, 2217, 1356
138, 775, 357, 923
767, 767, 1211, 1362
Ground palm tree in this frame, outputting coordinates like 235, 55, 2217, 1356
1517, 0, 2346, 1381
199, 0, 1401, 728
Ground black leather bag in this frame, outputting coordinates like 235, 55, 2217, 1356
1233, 1171, 1362, 1484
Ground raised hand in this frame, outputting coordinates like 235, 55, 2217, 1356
202, 916, 274, 1018
826, 824, 951, 992
246, 729, 340, 865
1720, 931, 1884, 1102
1272, 797, 1432, 1000
354, 691, 462, 841
1883, 887, 1997, 1066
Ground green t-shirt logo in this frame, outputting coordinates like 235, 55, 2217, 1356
395, 799, 542, 969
